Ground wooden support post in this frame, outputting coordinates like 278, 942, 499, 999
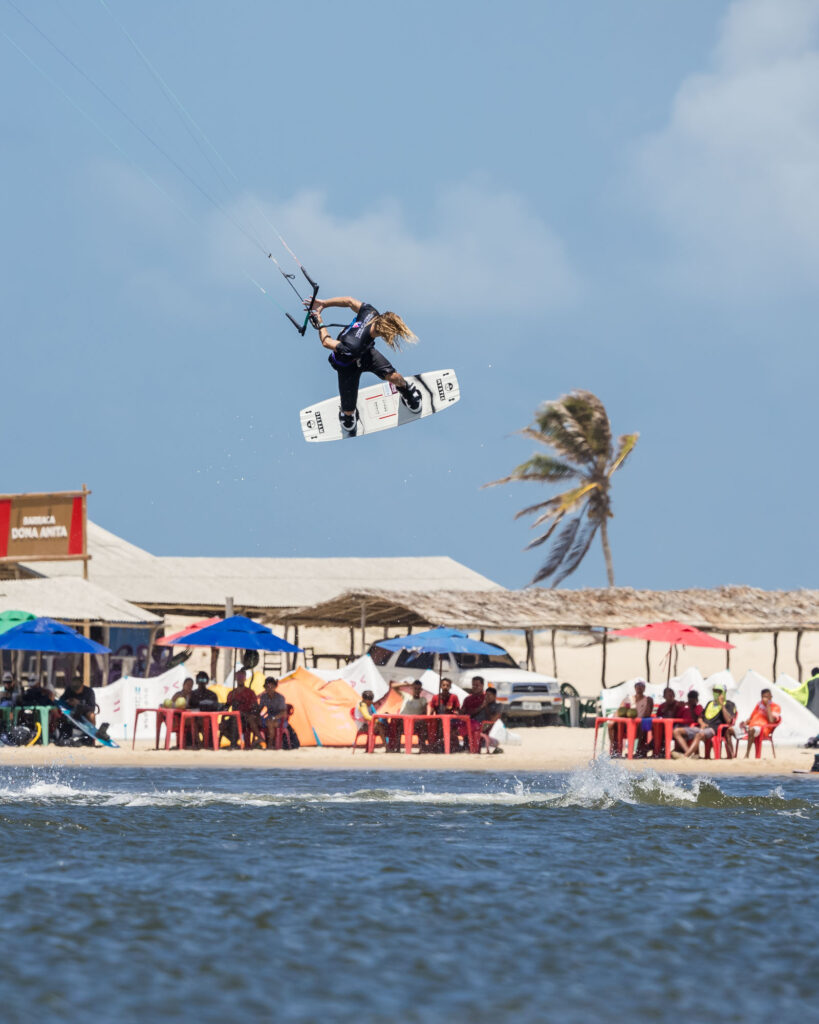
83, 620, 90, 687
349, 627, 355, 659
646, 640, 651, 682
601, 628, 608, 689
144, 625, 159, 679
360, 603, 367, 656
725, 634, 731, 671
290, 625, 299, 671
772, 631, 779, 681
525, 629, 534, 671
551, 629, 558, 678
796, 630, 803, 681
81, 483, 89, 581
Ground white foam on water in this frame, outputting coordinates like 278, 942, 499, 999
556, 756, 710, 808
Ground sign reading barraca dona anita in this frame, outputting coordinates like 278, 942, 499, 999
0, 490, 88, 562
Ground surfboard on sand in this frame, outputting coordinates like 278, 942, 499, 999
57, 704, 118, 748
300, 369, 460, 442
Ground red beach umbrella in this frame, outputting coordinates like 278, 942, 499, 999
610, 620, 734, 682
156, 617, 221, 647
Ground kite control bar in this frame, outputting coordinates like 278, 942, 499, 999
284, 266, 320, 336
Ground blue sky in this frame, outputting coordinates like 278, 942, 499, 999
2, 0, 818, 591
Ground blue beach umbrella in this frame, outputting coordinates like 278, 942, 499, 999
177, 615, 302, 653
0, 616, 110, 654
374, 627, 506, 691
377, 626, 505, 656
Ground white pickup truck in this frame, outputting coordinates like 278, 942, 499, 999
367, 641, 563, 723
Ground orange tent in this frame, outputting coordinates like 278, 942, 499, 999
278, 667, 360, 747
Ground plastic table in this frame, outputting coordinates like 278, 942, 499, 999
365, 713, 476, 754
178, 710, 244, 751
132, 707, 183, 750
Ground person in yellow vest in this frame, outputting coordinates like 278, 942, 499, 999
674, 683, 736, 759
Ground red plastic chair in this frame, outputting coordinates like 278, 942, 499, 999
350, 708, 385, 752
705, 713, 738, 759
739, 719, 780, 759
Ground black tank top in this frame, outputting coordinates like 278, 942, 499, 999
334, 303, 379, 361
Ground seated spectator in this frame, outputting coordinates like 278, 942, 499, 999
223, 669, 262, 749
652, 687, 685, 758
472, 685, 503, 753
354, 689, 390, 749
400, 680, 431, 752
188, 671, 220, 710
56, 677, 97, 746
0, 671, 21, 708
258, 677, 288, 748
673, 683, 736, 759
428, 678, 461, 752
739, 688, 781, 757
670, 690, 704, 753
171, 677, 195, 706
610, 681, 653, 757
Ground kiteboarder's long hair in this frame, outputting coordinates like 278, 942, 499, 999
372, 312, 417, 351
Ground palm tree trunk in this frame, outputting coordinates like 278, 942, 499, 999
600, 518, 615, 587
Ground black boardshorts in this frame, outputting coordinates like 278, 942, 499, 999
330, 346, 397, 411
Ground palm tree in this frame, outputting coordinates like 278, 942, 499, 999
486, 390, 638, 587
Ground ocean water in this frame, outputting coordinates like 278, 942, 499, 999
0, 762, 817, 1024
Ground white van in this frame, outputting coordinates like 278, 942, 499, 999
367, 641, 563, 722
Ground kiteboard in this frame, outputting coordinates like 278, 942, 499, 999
300, 369, 460, 442
57, 704, 118, 748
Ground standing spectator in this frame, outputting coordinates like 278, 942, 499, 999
223, 669, 262, 749
652, 687, 685, 758
473, 686, 503, 753
428, 678, 461, 752
460, 676, 486, 751
258, 677, 287, 749
739, 688, 781, 757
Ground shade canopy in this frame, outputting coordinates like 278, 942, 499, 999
0, 616, 111, 654
0, 610, 35, 635
177, 615, 302, 653
611, 620, 734, 650
156, 617, 221, 647
375, 626, 505, 656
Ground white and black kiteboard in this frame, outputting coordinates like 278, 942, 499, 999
300, 369, 460, 442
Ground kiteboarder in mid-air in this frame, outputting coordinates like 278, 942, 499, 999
308, 296, 422, 436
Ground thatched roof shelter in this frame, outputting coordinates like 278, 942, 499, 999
284, 585, 819, 633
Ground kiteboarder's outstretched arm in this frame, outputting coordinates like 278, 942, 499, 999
312, 296, 362, 314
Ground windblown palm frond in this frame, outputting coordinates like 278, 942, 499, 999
485, 390, 638, 587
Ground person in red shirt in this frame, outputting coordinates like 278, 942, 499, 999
459, 676, 485, 752
739, 688, 781, 757
428, 678, 461, 752
222, 669, 262, 749
671, 690, 704, 755
652, 687, 685, 758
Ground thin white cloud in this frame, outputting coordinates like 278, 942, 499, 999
635, 0, 819, 296
213, 180, 581, 314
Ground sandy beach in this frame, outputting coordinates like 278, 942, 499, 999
3, 728, 815, 775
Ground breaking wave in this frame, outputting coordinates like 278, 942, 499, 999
0, 761, 814, 812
